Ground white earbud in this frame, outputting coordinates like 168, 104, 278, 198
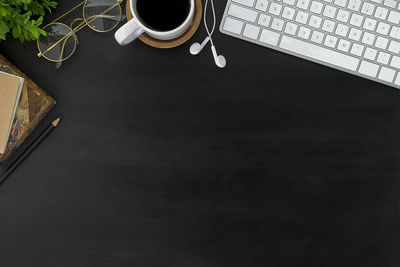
189, 0, 227, 68
211, 45, 226, 68
190, 37, 210, 55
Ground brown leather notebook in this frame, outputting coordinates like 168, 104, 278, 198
0, 54, 56, 164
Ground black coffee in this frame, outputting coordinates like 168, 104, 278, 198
136, 0, 191, 32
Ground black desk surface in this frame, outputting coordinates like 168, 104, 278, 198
1, 1, 400, 266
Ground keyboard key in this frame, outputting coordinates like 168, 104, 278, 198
279, 35, 360, 71
377, 52, 391, 65
395, 73, 400, 86
389, 26, 400, 40
334, 0, 347, 7
232, 0, 255, 7
388, 11, 400, 24
388, 41, 400, 53
243, 24, 261, 39
338, 39, 351, 52
364, 47, 378, 61
297, 0, 311, 10
285, 22, 298, 35
375, 36, 389, 49
362, 32, 375, 46
295, 11, 309, 24
363, 18, 377, 31
269, 2, 283, 15
322, 19, 336, 32
283, 0, 295, 5
361, 2, 375, 15
350, 13, 363, 27
348, 0, 361, 11
228, 4, 258, 22
384, 0, 397, 8
376, 22, 390, 36
310, 1, 324, 13
223, 17, 244, 35
323, 5, 337, 18
282, 7, 296, 20
260, 29, 280, 46
390, 56, 400, 69
374, 7, 389, 20
271, 18, 285, 31
350, 43, 364, 56
309, 15, 322, 28
337, 9, 350, 22
335, 24, 349, 36
255, 0, 269, 11
349, 28, 362, 41
298, 26, 311, 39
359, 61, 379, 77
378, 67, 396, 82
324, 34, 338, 47
258, 14, 271, 27
311, 31, 324, 43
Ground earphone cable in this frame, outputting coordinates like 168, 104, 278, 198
203, 0, 216, 46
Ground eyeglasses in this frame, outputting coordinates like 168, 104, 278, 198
37, 0, 124, 66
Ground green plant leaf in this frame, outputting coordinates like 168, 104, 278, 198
0, 19, 10, 40
0, 0, 57, 43
12, 24, 21, 38
0, 7, 7, 16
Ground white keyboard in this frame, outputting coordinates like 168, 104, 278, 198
220, 0, 400, 89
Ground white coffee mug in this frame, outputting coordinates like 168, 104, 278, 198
115, 0, 195, 46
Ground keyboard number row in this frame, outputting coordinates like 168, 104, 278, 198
228, 2, 400, 38
232, 0, 400, 22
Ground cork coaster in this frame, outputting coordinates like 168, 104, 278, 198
126, 0, 202, 49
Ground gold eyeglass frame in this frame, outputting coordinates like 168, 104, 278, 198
37, 0, 123, 63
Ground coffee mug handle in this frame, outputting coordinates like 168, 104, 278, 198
115, 19, 145, 46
